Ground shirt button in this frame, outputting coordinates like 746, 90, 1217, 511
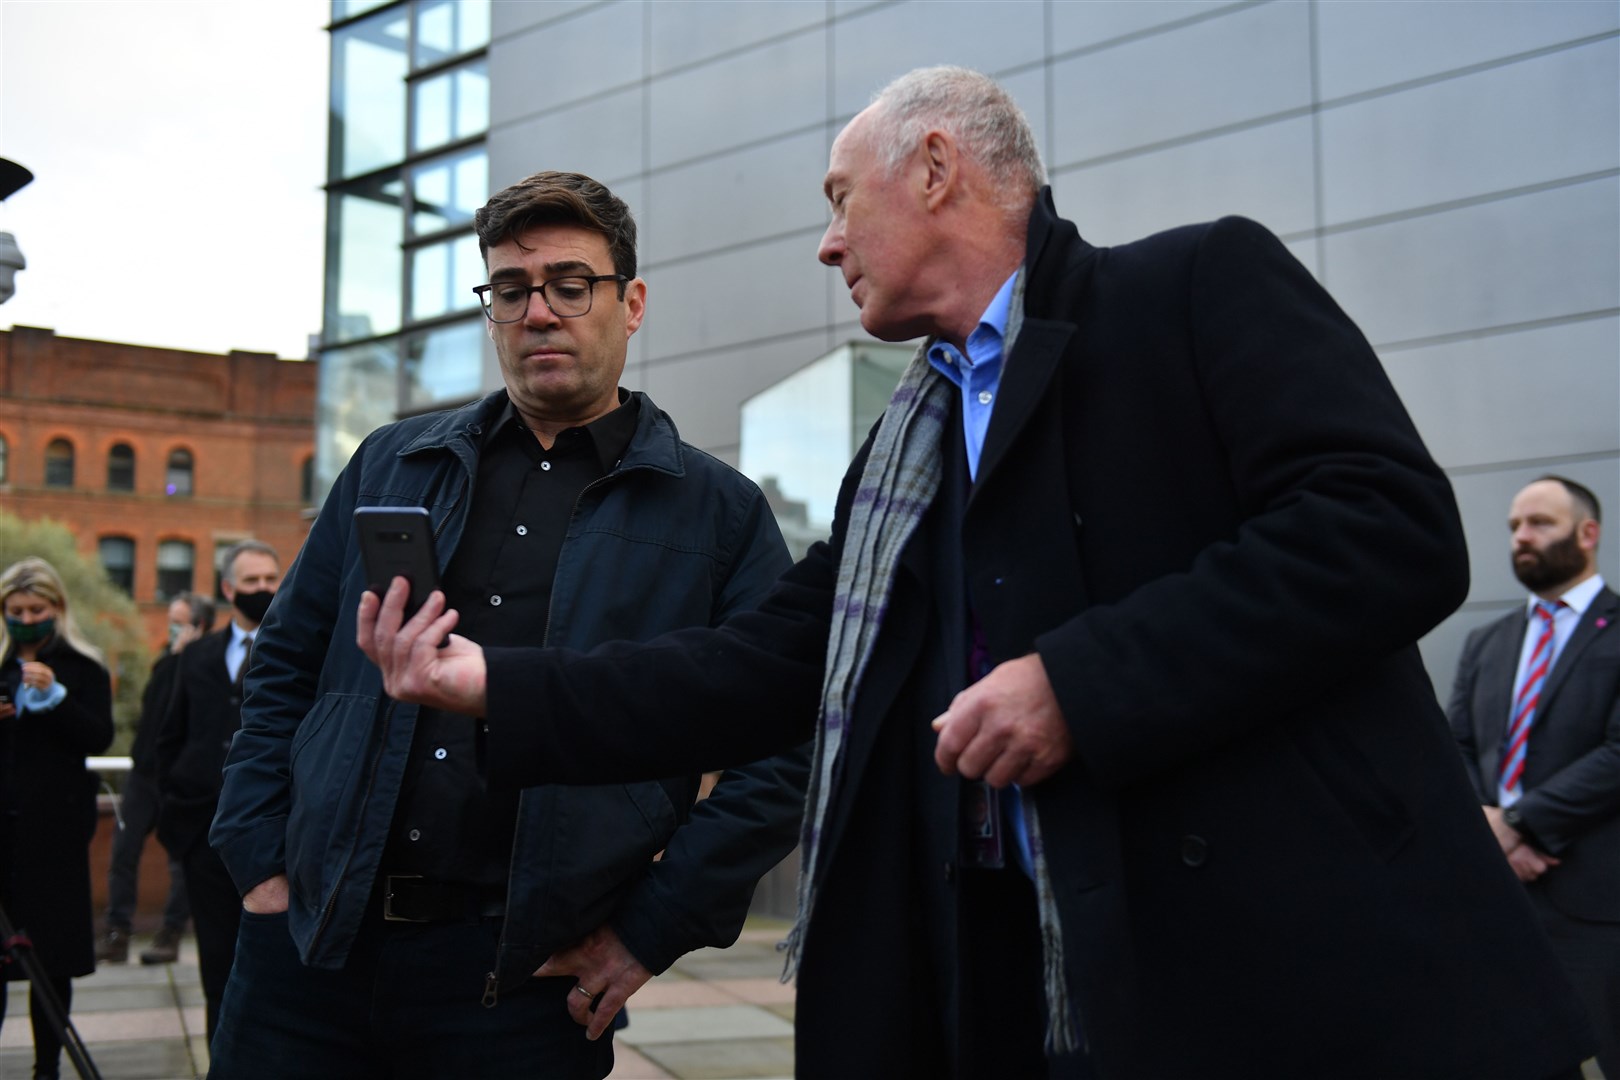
434, 747, 447, 760
978, 390, 993, 405
490, 594, 502, 607
408, 828, 421, 841
515, 525, 528, 536
540, 461, 552, 472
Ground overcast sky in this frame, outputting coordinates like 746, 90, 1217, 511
0, 1, 330, 360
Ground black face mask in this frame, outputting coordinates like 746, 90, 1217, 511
231, 589, 274, 625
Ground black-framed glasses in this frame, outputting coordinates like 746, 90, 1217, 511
472, 275, 628, 322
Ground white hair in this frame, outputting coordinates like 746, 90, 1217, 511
866, 66, 1046, 213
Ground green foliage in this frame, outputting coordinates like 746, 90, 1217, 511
0, 510, 152, 756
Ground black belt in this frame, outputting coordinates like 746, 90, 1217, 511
381, 874, 507, 923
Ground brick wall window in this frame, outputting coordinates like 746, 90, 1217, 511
166, 448, 194, 496
100, 536, 136, 595
45, 438, 74, 488
156, 539, 195, 600
107, 443, 136, 492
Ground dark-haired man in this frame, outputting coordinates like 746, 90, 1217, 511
156, 541, 280, 1044
1451, 475, 1620, 1077
209, 171, 806, 1077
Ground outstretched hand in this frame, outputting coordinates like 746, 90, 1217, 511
356, 577, 488, 716
932, 652, 1072, 788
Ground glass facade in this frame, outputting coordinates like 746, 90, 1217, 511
318, 0, 491, 500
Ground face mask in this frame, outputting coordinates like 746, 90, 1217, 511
6, 616, 56, 645
231, 589, 274, 624
168, 622, 188, 647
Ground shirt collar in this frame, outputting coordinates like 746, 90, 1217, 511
492, 389, 640, 474
927, 269, 1020, 377
1529, 573, 1606, 617
229, 621, 254, 648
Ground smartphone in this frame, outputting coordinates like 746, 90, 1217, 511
354, 506, 442, 620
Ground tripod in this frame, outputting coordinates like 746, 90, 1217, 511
0, 899, 101, 1080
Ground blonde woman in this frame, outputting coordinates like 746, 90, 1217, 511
0, 557, 113, 1080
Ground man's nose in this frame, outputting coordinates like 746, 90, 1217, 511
818, 220, 843, 266
525, 289, 563, 327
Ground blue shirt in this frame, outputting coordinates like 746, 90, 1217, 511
927, 269, 1036, 874
927, 270, 1018, 481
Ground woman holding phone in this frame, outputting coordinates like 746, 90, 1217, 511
0, 557, 113, 1080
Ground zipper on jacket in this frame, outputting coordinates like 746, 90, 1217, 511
482, 971, 499, 1008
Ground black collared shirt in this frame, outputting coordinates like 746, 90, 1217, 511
383, 392, 640, 885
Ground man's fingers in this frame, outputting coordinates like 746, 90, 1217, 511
586, 989, 627, 1040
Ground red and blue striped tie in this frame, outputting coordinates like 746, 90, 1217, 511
1499, 601, 1561, 799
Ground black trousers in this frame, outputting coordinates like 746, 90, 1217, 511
1530, 888, 1620, 1079
181, 838, 242, 1046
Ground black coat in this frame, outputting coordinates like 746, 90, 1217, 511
487, 194, 1596, 1077
154, 628, 240, 857
0, 638, 113, 980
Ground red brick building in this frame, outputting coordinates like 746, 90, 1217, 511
0, 325, 315, 647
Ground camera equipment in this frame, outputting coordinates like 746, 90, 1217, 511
0, 900, 102, 1079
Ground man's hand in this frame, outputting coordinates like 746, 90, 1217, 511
1483, 805, 1522, 854
242, 873, 290, 915
1506, 844, 1560, 883
356, 578, 487, 716
932, 653, 1072, 788
533, 926, 653, 1041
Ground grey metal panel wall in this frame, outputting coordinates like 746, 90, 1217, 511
483, 0, 1620, 699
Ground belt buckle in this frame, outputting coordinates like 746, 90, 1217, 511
383, 874, 424, 922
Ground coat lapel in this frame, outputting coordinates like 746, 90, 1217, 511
1540, 587, 1619, 714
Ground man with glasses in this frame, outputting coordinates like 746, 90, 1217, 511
208, 171, 807, 1077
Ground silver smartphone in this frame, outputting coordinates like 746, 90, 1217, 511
354, 506, 442, 620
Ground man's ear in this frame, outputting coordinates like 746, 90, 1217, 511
921, 130, 957, 212
623, 278, 647, 336
1579, 516, 1601, 555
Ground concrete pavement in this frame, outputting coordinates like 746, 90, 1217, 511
1, 921, 795, 1079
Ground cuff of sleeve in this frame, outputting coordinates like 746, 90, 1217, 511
483, 646, 547, 791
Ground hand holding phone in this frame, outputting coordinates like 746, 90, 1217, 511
355, 507, 443, 621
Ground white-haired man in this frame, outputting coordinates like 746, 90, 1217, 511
361, 67, 1595, 1078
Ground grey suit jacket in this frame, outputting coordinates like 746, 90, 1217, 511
1449, 584, 1620, 922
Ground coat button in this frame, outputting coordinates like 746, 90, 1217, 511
1181, 835, 1208, 867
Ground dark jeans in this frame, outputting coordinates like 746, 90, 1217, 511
105, 770, 189, 931
0, 973, 72, 1078
208, 905, 614, 1079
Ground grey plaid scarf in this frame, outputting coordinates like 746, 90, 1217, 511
781, 273, 1081, 1054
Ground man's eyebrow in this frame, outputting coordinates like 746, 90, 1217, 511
487, 259, 598, 283
822, 173, 839, 202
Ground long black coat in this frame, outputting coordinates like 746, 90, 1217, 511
154, 628, 239, 857
0, 638, 113, 980
487, 193, 1595, 1077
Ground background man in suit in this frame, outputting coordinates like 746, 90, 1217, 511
95, 591, 213, 967
1451, 475, 1620, 1077
360, 67, 1594, 1078
156, 540, 279, 1044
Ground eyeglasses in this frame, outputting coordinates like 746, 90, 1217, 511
472, 275, 628, 322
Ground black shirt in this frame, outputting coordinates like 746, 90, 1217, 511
383, 392, 640, 885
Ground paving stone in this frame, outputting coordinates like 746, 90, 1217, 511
618, 1005, 793, 1046
640, 1036, 795, 1080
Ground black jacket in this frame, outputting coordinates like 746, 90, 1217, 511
213, 389, 808, 987
0, 637, 113, 980
154, 628, 240, 857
